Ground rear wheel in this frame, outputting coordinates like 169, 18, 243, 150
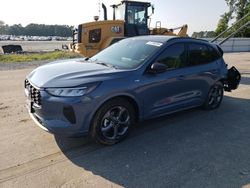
203, 82, 224, 110
91, 98, 135, 145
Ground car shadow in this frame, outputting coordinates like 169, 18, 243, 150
54, 94, 250, 187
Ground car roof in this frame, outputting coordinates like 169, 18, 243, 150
130, 35, 212, 45
129, 35, 222, 55
131, 35, 177, 43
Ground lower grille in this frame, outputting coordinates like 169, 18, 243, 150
25, 79, 41, 106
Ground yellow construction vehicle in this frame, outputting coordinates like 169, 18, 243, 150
70, 1, 188, 57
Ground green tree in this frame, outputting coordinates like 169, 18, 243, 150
225, 0, 250, 19
8, 24, 25, 35
192, 31, 216, 38
0, 23, 73, 37
0, 20, 8, 35
0, 20, 4, 26
192, 31, 205, 38
216, 0, 250, 37
215, 12, 232, 35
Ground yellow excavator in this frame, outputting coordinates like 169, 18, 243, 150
69, 1, 188, 57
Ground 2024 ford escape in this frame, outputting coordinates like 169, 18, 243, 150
24, 36, 241, 145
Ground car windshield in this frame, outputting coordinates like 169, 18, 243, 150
90, 38, 163, 69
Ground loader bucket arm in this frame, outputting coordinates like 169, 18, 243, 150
177, 25, 188, 37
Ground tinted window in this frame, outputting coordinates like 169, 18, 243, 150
89, 29, 101, 43
157, 43, 186, 69
188, 43, 219, 65
208, 46, 221, 61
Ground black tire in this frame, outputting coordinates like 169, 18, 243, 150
203, 81, 224, 110
91, 98, 135, 145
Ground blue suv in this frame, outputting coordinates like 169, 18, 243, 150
24, 36, 241, 145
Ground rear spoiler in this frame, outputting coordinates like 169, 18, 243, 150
216, 45, 224, 57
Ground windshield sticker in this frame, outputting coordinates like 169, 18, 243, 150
146, 41, 163, 47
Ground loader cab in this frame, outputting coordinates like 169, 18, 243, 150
70, 1, 153, 57
113, 1, 151, 37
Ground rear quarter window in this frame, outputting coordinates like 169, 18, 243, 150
208, 45, 221, 61
188, 43, 220, 66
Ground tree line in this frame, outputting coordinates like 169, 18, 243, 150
193, 0, 250, 38
215, 0, 250, 37
1, 0, 250, 38
0, 21, 73, 37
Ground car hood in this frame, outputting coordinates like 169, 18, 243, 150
27, 59, 126, 88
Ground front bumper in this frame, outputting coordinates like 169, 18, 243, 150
25, 87, 95, 137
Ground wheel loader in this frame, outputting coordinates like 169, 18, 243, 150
69, 0, 188, 57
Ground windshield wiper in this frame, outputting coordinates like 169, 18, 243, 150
95, 61, 117, 69
84, 57, 91, 61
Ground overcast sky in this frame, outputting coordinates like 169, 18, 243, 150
0, 0, 228, 35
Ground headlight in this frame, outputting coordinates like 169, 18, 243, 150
45, 87, 88, 97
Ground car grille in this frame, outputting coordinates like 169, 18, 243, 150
25, 79, 41, 106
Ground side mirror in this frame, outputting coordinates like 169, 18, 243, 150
149, 62, 168, 74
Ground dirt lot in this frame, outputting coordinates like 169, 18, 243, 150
0, 53, 250, 188
0, 41, 68, 53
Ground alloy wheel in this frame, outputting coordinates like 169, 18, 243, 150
101, 106, 130, 140
208, 85, 223, 109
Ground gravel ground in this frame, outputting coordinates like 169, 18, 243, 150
0, 41, 73, 70
0, 53, 250, 188
0, 41, 69, 53
0, 41, 73, 71
0, 60, 50, 70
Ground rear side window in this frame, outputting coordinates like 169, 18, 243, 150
208, 46, 221, 60
156, 43, 186, 69
188, 43, 219, 66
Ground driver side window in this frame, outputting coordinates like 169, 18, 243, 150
156, 43, 186, 70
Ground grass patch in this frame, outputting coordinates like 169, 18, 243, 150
0, 51, 83, 63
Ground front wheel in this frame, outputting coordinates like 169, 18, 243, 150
91, 98, 135, 145
203, 82, 224, 110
